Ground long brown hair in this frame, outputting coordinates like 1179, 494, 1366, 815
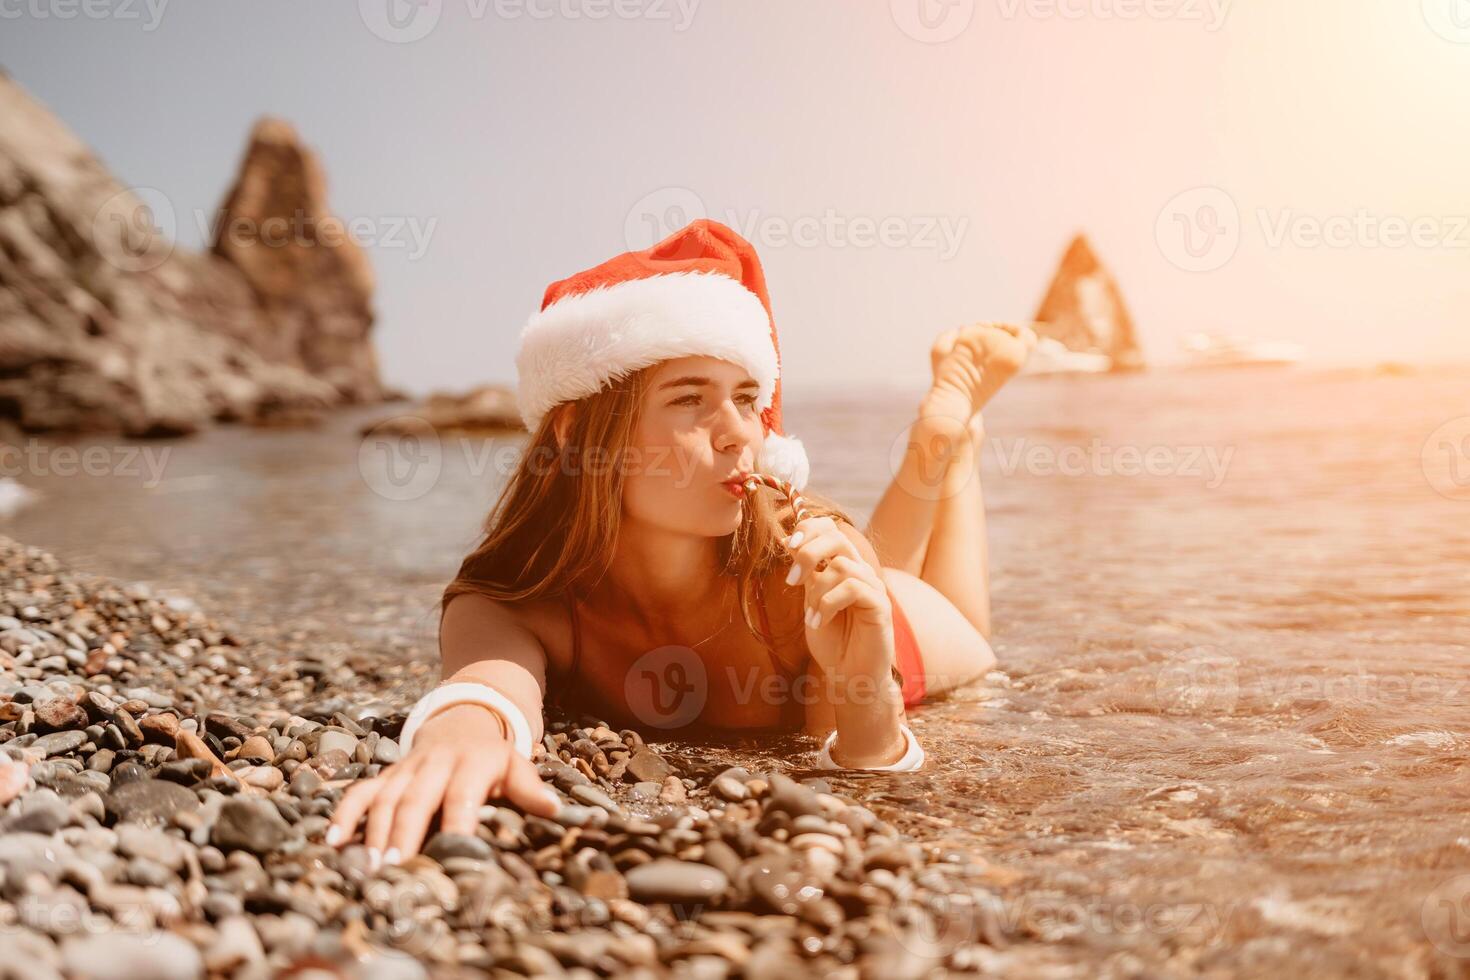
440, 364, 853, 651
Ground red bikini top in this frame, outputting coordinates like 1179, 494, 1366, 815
548, 576, 806, 734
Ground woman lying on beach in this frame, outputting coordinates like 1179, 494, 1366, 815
326, 219, 1034, 866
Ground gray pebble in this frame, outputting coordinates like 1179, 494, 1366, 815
104, 778, 200, 827
211, 797, 292, 854
625, 858, 729, 904
423, 832, 492, 863
60, 930, 203, 980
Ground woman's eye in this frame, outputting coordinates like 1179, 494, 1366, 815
669, 393, 757, 408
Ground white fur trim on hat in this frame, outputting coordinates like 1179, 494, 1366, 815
516, 270, 778, 431
757, 432, 810, 492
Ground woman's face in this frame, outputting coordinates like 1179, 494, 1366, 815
623, 355, 764, 537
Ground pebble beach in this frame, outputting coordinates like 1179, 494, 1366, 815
0, 533, 1010, 979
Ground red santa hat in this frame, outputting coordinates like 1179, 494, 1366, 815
515, 218, 810, 490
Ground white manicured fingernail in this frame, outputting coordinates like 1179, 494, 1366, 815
384, 847, 401, 866
368, 847, 382, 871
325, 825, 342, 846
542, 786, 563, 811
811, 610, 822, 628
787, 531, 804, 548
784, 564, 801, 586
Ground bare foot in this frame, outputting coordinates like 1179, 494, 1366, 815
920, 322, 1036, 423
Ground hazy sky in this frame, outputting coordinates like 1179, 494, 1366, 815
3, 0, 1468, 397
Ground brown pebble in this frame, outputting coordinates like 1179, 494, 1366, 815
174, 729, 232, 780
626, 747, 672, 783
235, 735, 275, 762
34, 699, 88, 732
237, 765, 284, 791
205, 712, 253, 743
81, 692, 118, 723
658, 775, 686, 805
581, 869, 628, 900
138, 713, 180, 745
113, 708, 144, 746
316, 748, 350, 770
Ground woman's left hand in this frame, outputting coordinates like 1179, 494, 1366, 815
782, 516, 896, 684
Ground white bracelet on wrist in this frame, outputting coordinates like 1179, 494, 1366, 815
816, 722, 925, 771
398, 682, 535, 760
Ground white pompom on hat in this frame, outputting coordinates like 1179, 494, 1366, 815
515, 218, 810, 490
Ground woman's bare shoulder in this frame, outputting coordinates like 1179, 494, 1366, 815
440, 591, 574, 677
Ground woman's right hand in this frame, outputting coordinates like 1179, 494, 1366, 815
324, 703, 561, 867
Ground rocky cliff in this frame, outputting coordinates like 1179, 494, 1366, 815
0, 72, 391, 437
1033, 234, 1145, 371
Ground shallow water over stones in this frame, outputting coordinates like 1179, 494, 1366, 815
4, 366, 1469, 975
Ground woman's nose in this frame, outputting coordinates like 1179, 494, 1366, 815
711, 399, 751, 452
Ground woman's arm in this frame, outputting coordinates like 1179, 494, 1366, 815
325, 593, 559, 866
436, 592, 552, 745
786, 517, 910, 768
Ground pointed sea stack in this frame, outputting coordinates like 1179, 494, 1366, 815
211, 119, 383, 405
1033, 234, 1145, 372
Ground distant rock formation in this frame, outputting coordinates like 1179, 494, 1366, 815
1033, 235, 1144, 371
0, 71, 394, 437
360, 384, 522, 437
211, 119, 382, 405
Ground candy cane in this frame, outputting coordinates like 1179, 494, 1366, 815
741, 473, 816, 525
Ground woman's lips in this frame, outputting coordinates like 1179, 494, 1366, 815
720, 480, 746, 499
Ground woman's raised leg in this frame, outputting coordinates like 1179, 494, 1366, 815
864, 324, 1034, 641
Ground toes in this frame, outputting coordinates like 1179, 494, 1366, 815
930, 328, 961, 375
968, 322, 1025, 340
